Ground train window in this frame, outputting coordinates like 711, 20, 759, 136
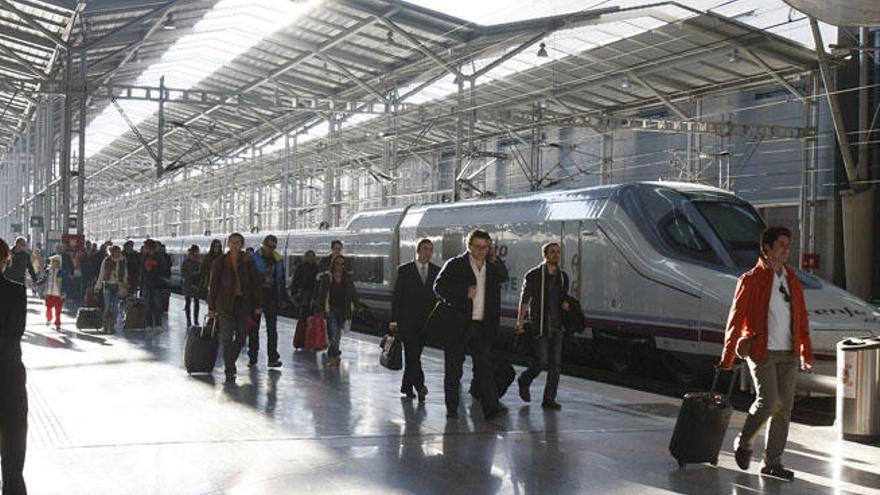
658, 210, 721, 265
346, 255, 384, 284
692, 201, 763, 269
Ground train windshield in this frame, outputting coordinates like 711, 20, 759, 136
690, 199, 764, 269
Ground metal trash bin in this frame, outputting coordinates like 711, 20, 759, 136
836, 337, 880, 441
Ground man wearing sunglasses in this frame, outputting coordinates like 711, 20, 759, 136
719, 225, 813, 482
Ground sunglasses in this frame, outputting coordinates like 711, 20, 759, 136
779, 284, 791, 304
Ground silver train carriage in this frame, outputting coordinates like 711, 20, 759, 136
130, 181, 880, 394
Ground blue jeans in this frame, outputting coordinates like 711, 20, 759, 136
326, 311, 347, 358
102, 284, 121, 332
143, 286, 163, 327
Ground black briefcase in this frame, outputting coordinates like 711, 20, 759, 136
379, 334, 403, 371
669, 367, 738, 467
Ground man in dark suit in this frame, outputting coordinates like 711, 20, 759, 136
390, 239, 440, 402
434, 229, 507, 421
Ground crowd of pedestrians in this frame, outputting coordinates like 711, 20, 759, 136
0, 221, 815, 492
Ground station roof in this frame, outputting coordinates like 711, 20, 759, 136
0, 0, 833, 203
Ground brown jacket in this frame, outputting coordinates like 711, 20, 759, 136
720, 257, 813, 369
207, 252, 263, 316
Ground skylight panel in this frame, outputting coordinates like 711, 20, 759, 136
84, 0, 319, 159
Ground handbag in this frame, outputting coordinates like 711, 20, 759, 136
379, 334, 403, 370
562, 295, 585, 334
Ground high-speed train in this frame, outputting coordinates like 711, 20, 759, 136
133, 181, 879, 394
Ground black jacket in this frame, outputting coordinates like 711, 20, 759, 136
0, 274, 27, 368
6, 249, 36, 285
520, 264, 570, 337
391, 260, 440, 334
316, 272, 361, 320
140, 252, 168, 291
433, 252, 503, 334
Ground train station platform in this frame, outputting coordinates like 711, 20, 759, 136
17, 294, 880, 495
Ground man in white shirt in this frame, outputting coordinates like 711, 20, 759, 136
434, 229, 507, 421
721, 225, 813, 482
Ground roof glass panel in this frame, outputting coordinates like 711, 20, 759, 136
82, 0, 320, 159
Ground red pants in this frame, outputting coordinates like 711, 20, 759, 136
46, 295, 63, 325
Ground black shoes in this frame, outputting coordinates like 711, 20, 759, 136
224, 374, 236, 384
401, 386, 416, 399
417, 386, 428, 403
734, 447, 752, 471
484, 406, 509, 421
268, 360, 282, 368
518, 379, 531, 402
733, 435, 751, 470
247, 359, 257, 368
541, 400, 562, 410
761, 465, 795, 481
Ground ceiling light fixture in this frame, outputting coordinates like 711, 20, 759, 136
385, 30, 394, 45
728, 47, 738, 63
620, 76, 630, 89
536, 42, 548, 58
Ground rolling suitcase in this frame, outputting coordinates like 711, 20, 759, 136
76, 307, 103, 330
669, 367, 738, 468
470, 358, 516, 400
124, 297, 147, 330
184, 319, 218, 374
305, 311, 328, 351
293, 319, 307, 349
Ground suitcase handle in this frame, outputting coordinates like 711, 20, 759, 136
710, 365, 739, 398
201, 316, 217, 339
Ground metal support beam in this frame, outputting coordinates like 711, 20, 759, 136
378, 17, 464, 81
741, 48, 807, 103
628, 71, 690, 120
809, 17, 859, 186
315, 52, 389, 105
157, 76, 165, 178
0, 0, 68, 51
76, 45, 85, 236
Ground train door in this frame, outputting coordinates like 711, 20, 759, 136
578, 219, 600, 338
560, 221, 581, 301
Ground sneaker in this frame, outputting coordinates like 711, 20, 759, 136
55, 324, 62, 332
760, 465, 794, 481
541, 400, 562, 411
417, 386, 428, 403
518, 379, 531, 403
400, 387, 415, 399
224, 374, 236, 384
733, 435, 751, 470
268, 360, 282, 368
484, 406, 509, 421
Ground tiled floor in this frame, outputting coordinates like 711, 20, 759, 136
14, 294, 880, 494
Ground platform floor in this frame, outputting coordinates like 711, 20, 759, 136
13, 294, 880, 495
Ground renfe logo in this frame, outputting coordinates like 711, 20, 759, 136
812, 307, 867, 317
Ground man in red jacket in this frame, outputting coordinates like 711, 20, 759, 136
719, 226, 813, 482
